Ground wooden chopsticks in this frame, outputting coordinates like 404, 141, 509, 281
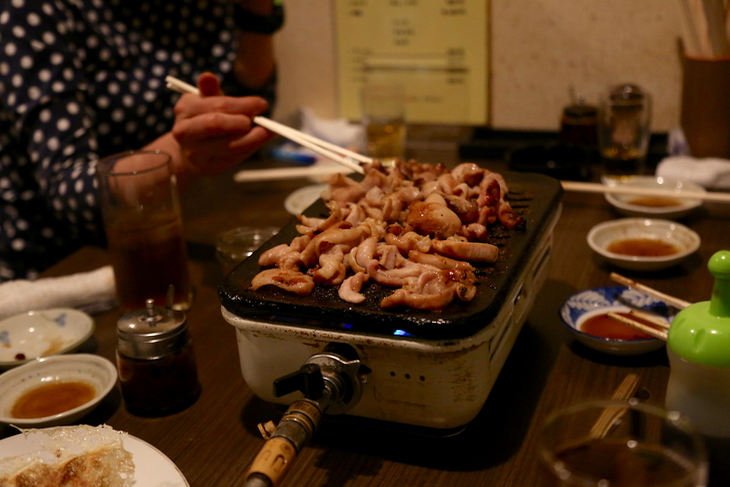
589, 373, 642, 439
252, 116, 367, 174
165, 75, 367, 175
604, 272, 693, 342
610, 273, 692, 310
166, 76, 200, 96
560, 180, 730, 204
606, 312, 668, 341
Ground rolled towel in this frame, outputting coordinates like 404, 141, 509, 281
656, 156, 730, 190
0, 266, 116, 320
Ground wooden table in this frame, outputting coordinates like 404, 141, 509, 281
3, 146, 729, 486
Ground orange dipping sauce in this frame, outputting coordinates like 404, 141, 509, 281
626, 196, 681, 208
580, 312, 662, 340
607, 238, 678, 257
11, 381, 95, 419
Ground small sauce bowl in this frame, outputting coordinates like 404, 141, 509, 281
0, 354, 117, 427
560, 286, 672, 355
587, 218, 700, 271
605, 176, 705, 220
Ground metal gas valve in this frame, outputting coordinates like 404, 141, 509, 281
244, 348, 368, 487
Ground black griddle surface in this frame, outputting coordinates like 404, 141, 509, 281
219, 171, 562, 340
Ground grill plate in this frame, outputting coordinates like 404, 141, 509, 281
219, 171, 562, 340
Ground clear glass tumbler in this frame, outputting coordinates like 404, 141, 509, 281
598, 84, 652, 185
360, 82, 407, 163
537, 399, 707, 487
97, 150, 192, 312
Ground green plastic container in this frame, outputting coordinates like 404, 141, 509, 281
666, 251, 730, 437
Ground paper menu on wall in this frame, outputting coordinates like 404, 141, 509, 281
335, 0, 488, 125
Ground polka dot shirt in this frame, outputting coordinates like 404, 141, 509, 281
0, 0, 276, 281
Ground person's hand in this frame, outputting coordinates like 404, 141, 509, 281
171, 72, 273, 176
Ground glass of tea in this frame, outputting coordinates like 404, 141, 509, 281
360, 82, 407, 163
537, 399, 707, 487
97, 150, 192, 313
598, 84, 652, 185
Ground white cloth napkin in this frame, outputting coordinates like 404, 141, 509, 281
656, 156, 730, 190
0, 266, 116, 320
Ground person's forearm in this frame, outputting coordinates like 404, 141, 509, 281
234, 33, 275, 89
233, 0, 277, 89
142, 132, 197, 189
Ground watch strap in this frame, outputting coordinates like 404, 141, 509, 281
233, 2, 285, 35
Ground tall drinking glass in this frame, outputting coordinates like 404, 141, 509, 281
598, 84, 652, 185
360, 82, 407, 163
97, 150, 192, 312
537, 399, 707, 487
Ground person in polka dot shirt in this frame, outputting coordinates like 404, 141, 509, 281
0, 0, 281, 281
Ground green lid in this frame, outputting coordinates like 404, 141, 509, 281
668, 251, 730, 367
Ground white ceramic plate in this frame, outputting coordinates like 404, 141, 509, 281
587, 218, 700, 271
0, 354, 117, 427
560, 286, 672, 355
0, 308, 94, 370
284, 183, 329, 215
605, 176, 705, 219
0, 430, 189, 487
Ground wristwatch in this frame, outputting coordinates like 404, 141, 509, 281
233, 1, 285, 35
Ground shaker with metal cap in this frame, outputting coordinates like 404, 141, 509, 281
116, 297, 201, 416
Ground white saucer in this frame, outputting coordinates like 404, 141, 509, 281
0, 431, 189, 487
604, 176, 705, 220
284, 184, 329, 215
0, 308, 95, 370
587, 218, 700, 271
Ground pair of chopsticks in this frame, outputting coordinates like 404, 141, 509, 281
606, 310, 669, 341
165, 76, 367, 175
589, 373, 642, 439
560, 181, 730, 204
606, 272, 693, 342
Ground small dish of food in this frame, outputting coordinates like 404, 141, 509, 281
0, 308, 95, 370
0, 354, 117, 427
604, 176, 705, 220
0, 424, 190, 487
560, 286, 672, 355
587, 218, 700, 271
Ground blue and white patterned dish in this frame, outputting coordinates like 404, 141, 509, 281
0, 354, 117, 427
560, 286, 672, 355
0, 308, 94, 370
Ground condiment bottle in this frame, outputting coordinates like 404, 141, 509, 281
116, 298, 201, 416
665, 251, 730, 482
560, 100, 598, 146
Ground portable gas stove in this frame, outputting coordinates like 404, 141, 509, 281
220, 171, 562, 431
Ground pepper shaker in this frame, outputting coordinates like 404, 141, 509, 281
116, 298, 201, 416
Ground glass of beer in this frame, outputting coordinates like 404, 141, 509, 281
97, 150, 192, 312
598, 84, 652, 185
537, 399, 707, 487
360, 82, 407, 163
